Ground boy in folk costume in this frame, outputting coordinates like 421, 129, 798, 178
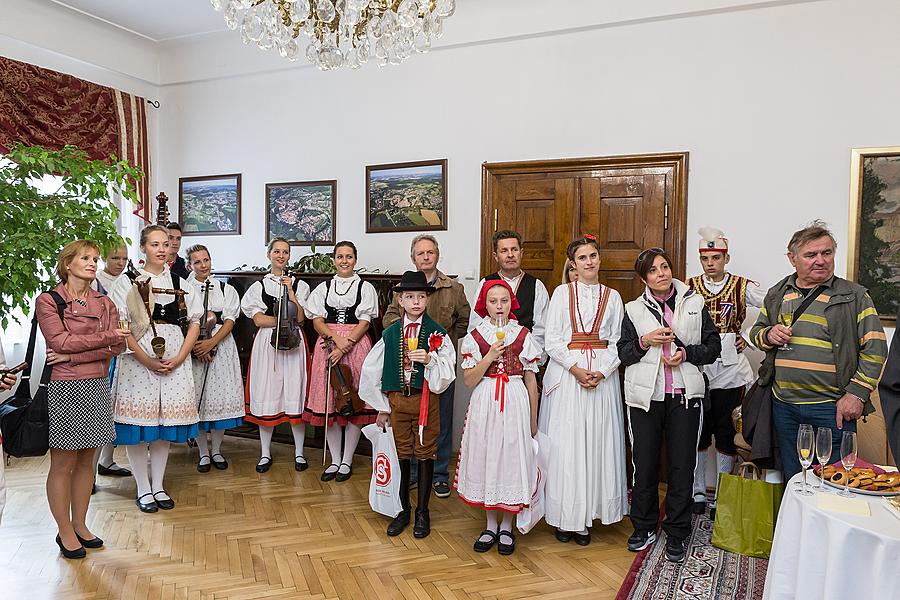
359, 271, 457, 538
688, 227, 765, 514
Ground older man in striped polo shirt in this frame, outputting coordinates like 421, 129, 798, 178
750, 221, 887, 480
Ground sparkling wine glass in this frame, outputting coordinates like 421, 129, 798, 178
814, 427, 832, 491
778, 312, 793, 351
795, 424, 814, 496
839, 431, 858, 498
118, 307, 134, 354
407, 336, 418, 376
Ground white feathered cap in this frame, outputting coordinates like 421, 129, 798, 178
698, 226, 728, 253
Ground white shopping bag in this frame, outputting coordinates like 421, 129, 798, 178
362, 424, 403, 518
517, 431, 550, 534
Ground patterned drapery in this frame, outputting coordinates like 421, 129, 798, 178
0, 55, 151, 222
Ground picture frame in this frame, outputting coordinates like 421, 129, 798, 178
848, 146, 900, 324
365, 158, 448, 233
178, 173, 241, 236
265, 179, 337, 246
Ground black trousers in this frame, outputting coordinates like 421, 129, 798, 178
698, 386, 743, 454
628, 394, 703, 541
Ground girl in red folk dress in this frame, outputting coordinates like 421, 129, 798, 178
301, 241, 379, 482
454, 280, 541, 556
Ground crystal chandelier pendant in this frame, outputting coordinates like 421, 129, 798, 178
211, 0, 454, 71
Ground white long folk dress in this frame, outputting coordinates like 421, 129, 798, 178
541, 281, 629, 531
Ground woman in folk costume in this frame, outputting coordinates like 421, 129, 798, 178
186, 245, 245, 472
542, 235, 628, 545
240, 237, 310, 473
302, 241, 379, 482
455, 280, 541, 556
110, 226, 203, 513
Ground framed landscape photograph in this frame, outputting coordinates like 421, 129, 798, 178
366, 158, 448, 233
848, 146, 900, 324
265, 180, 337, 246
178, 173, 241, 235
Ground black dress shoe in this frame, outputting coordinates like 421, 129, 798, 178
135, 493, 158, 513
211, 453, 228, 470
197, 455, 212, 473
97, 463, 132, 477
295, 455, 308, 472
497, 529, 516, 555
75, 533, 104, 549
321, 464, 339, 482
555, 528, 573, 543
473, 529, 498, 552
573, 530, 591, 546
335, 463, 352, 482
413, 508, 431, 538
387, 510, 410, 536
152, 491, 175, 510
256, 456, 273, 473
55, 535, 86, 559
692, 500, 706, 515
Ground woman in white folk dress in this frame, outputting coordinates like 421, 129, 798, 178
240, 237, 310, 473
110, 225, 202, 513
455, 280, 541, 556
186, 244, 245, 472
542, 235, 628, 545
301, 241, 379, 482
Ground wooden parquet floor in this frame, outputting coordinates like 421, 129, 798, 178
0, 438, 634, 599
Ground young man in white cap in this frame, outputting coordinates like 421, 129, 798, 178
687, 227, 765, 515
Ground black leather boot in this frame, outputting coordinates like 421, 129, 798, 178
387, 459, 411, 536
414, 459, 434, 538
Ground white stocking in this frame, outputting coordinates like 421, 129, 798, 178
693, 449, 708, 500
196, 431, 210, 463
94, 444, 115, 470
479, 510, 500, 542
125, 443, 150, 498
259, 425, 274, 459
149, 441, 171, 499
211, 429, 225, 456
290, 423, 307, 462
500, 512, 514, 533
325, 425, 342, 471
340, 423, 362, 474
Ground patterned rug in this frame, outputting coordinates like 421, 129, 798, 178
616, 510, 768, 600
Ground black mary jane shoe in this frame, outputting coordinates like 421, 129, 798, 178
497, 530, 516, 555
335, 463, 353, 482
211, 453, 229, 470
474, 529, 499, 553
387, 510, 410, 536
256, 456, 273, 473
555, 528, 573, 543
321, 464, 339, 482
197, 455, 212, 473
152, 491, 175, 510
573, 530, 591, 546
55, 535, 86, 559
75, 533, 104, 549
295, 455, 309, 472
413, 508, 431, 538
135, 493, 158, 513
97, 462, 132, 477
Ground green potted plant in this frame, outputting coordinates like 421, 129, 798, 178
291, 243, 335, 273
0, 142, 142, 327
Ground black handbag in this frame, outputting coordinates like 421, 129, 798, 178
0, 291, 65, 458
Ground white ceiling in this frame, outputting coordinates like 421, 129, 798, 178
50, 0, 227, 42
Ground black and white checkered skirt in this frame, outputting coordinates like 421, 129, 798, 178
48, 378, 116, 450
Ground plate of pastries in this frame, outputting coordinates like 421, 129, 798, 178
818, 464, 900, 496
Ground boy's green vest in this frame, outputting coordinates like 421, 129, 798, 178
381, 313, 447, 393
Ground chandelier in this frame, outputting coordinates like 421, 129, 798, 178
211, 0, 456, 71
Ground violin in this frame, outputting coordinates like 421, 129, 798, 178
270, 272, 303, 351
324, 338, 364, 417
196, 280, 218, 358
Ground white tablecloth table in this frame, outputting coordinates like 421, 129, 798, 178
763, 473, 900, 600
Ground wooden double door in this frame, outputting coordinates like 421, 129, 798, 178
480, 153, 689, 301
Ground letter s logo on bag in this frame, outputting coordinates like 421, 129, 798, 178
374, 452, 391, 487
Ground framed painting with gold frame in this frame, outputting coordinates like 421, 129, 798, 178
848, 146, 900, 324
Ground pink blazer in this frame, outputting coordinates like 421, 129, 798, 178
36, 283, 125, 381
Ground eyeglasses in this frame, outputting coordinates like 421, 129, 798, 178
637, 247, 665, 260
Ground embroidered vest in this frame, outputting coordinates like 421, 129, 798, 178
324, 278, 363, 325
484, 272, 537, 331
688, 274, 748, 334
471, 327, 528, 377
380, 313, 447, 393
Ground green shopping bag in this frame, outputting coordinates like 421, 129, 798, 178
711, 462, 785, 558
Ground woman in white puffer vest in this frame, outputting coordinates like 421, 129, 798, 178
616, 248, 721, 564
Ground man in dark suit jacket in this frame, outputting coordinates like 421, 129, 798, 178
877, 309, 900, 465
166, 222, 190, 279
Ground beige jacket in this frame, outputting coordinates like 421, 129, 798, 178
383, 270, 470, 350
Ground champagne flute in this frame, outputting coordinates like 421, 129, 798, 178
495, 316, 506, 344
838, 431, 857, 498
407, 336, 418, 376
795, 424, 814, 496
814, 427, 832, 491
117, 307, 134, 354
